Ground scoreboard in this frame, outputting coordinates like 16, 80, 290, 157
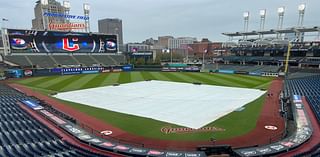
8, 29, 117, 53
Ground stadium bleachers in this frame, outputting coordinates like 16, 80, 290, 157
4, 55, 126, 68
112, 55, 126, 65
286, 75, 320, 122
206, 64, 280, 73
51, 55, 79, 66
0, 83, 107, 157
26, 55, 57, 68
73, 55, 98, 67
4, 56, 31, 67
92, 55, 118, 66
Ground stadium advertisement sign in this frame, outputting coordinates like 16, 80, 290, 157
122, 65, 133, 71
43, 12, 89, 20
249, 72, 262, 76
82, 70, 99, 74
218, 70, 234, 74
22, 100, 44, 110
4, 69, 24, 78
24, 69, 33, 77
31, 69, 61, 76
235, 71, 249, 75
62, 68, 82, 75
48, 23, 86, 30
161, 126, 225, 134
8, 29, 118, 53
162, 66, 200, 72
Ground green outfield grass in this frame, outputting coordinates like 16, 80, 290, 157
15, 72, 273, 141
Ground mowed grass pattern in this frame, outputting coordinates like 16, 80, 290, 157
17, 72, 272, 92
16, 72, 273, 141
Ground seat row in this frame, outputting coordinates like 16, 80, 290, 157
0, 83, 109, 157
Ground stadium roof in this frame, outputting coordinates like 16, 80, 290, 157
222, 26, 320, 37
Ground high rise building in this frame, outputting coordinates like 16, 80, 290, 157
32, 0, 67, 30
98, 18, 123, 51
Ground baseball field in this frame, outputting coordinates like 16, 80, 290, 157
15, 72, 273, 141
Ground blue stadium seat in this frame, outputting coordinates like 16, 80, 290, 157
287, 75, 320, 122
0, 83, 109, 156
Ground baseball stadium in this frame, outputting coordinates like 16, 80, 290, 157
0, 1, 320, 157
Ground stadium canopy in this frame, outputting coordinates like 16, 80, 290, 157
222, 26, 320, 37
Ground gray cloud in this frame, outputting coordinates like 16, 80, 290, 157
0, 0, 319, 42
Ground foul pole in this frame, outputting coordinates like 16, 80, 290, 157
284, 43, 291, 74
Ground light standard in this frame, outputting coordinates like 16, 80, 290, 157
83, 3, 90, 32
170, 49, 173, 64
277, 7, 285, 39
259, 9, 266, 39
202, 49, 207, 69
243, 11, 249, 40
298, 4, 306, 27
297, 4, 306, 41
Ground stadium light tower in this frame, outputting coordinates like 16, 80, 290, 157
243, 11, 249, 40
40, 0, 49, 30
298, 4, 306, 27
277, 6, 285, 38
83, 3, 90, 32
297, 4, 306, 41
259, 9, 266, 39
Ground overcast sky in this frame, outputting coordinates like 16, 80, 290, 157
0, 0, 319, 43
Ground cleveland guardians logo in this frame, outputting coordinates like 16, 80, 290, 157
105, 40, 117, 51
11, 38, 28, 49
62, 37, 80, 52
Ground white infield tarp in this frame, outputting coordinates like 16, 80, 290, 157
54, 80, 266, 129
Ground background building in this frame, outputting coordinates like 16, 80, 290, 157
98, 18, 123, 51
32, 0, 67, 30
157, 36, 173, 49
126, 43, 150, 52
168, 37, 196, 49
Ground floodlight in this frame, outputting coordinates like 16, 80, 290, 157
298, 4, 306, 11
260, 9, 266, 16
63, 1, 71, 9
278, 7, 285, 14
83, 3, 90, 11
243, 11, 249, 18
41, 0, 48, 5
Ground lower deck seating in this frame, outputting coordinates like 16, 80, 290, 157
0, 83, 108, 157
206, 64, 280, 73
286, 75, 320, 122
4, 56, 31, 67
4, 54, 126, 68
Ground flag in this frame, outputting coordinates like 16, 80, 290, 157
2, 18, 8, 21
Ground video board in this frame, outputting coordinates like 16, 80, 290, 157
8, 29, 117, 53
